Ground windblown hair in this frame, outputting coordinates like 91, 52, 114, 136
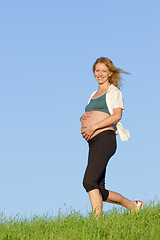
92, 57, 128, 89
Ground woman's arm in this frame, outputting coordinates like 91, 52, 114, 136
93, 108, 122, 130
81, 108, 122, 141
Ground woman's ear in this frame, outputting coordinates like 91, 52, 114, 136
109, 71, 113, 77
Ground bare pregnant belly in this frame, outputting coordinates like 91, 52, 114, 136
83, 111, 114, 139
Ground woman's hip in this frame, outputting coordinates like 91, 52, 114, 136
89, 126, 115, 140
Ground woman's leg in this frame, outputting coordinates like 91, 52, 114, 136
88, 189, 102, 216
98, 172, 136, 211
106, 190, 136, 211
83, 131, 117, 216
87, 189, 137, 214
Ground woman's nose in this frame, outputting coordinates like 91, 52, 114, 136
99, 71, 103, 76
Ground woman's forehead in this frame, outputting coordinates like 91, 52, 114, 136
95, 63, 108, 69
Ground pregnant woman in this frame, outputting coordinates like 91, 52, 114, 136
80, 57, 143, 217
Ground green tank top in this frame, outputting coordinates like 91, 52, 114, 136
85, 93, 110, 115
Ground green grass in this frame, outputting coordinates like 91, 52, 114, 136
0, 201, 160, 240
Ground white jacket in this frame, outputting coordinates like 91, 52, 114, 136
87, 84, 130, 142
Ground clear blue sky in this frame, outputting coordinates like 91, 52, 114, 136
0, 0, 159, 218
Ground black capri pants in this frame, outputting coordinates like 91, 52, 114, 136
83, 130, 117, 201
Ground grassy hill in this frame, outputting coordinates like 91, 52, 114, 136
0, 201, 160, 240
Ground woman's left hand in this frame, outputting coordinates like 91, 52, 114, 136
81, 122, 96, 141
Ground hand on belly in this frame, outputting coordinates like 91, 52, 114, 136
81, 111, 114, 141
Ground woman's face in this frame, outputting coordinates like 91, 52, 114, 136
94, 63, 111, 85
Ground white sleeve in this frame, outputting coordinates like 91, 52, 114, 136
110, 89, 124, 111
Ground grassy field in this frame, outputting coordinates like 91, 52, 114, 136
0, 201, 160, 240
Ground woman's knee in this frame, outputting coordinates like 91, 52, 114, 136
83, 176, 98, 192
82, 175, 89, 191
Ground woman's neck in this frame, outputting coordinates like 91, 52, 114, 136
98, 81, 111, 92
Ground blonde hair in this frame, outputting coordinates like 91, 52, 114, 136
92, 57, 128, 89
